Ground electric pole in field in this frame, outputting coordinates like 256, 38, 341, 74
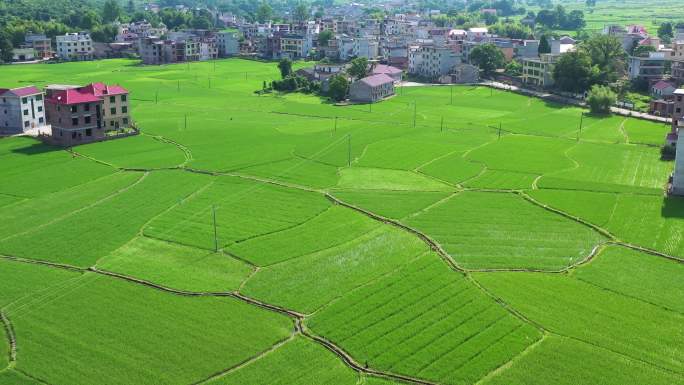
155, 90, 158, 104
440, 116, 444, 132
212, 205, 218, 252
498, 122, 502, 139
578, 112, 584, 142
177, 80, 180, 91
208, 77, 211, 89
347, 134, 351, 167
184, 113, 187, 129
413, 102, 417, 128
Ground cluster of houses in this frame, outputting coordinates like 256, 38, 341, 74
0, 82, 131, 147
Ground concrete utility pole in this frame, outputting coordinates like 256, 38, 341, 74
184, 113, 187, 129
347, 134, 351, 167
334, 116, 338, 134
155, 90, 158, 104
177, 80, 180, 91
212, 205, 218, 252
498, 122, 502, 139
208, 77, 211, 89
413, 102, 417, 128
578, 112, 584, 142
440, 116, 444, 132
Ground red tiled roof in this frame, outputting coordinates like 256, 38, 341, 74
0, 86, 42, 97
372, 64, 402, 75
653, 80, 674, 90
359, 74, 394, 87
47, 88, 102, 105
81, 82, 129, 96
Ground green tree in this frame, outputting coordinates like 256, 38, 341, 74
552, 51, 595, 93
632, 45, 656, 57
536, 9, 556, 28
91, 24, 119, 43
126, 0, 135, 14
470, 43, 505, 76
658, 22, 674, 43
0, 32, 13, 63
586, 84, 616, 114
318, 30, 333, 46
565, 10, 585, 29
103, 0, 122, 23
538, 35, 551, 54
278, 58, 292, 79
191, 16, 212, 29
483, 13, 498, 26
328, 75, 348, 101
256, 1, 273, 23
347, 57, 369, 80
580, 34, 625, 84
294, 2, 309, 23
504, 60, 522, 76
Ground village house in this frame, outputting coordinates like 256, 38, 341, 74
349, 74, 395, 103
217, 31, 239, 57
652, 80, 677, 98
24, 33, 53, 59
522, 54, 561, 88
671, 40, 684, 85
56, 32, 94, 61
80, 83, 130, 131
371, 64, 403, 83
0, 86, 46, 134
670, 89, 684, 194
45, 85, 104, 146
409, 44, 461, 80
628, 51, 667, 81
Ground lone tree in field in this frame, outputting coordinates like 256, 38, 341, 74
469, 43, 505, 76
553, 51, 595, 93
347, 57, 369, 80
586, 85, 616, 114
278, 58, 292, 79
328, 75, 349, 102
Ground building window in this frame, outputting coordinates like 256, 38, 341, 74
85, 128, 92, 136
85, 103, 90, 111
24, 121, 29, 128
70, 105, 77, 113
72, 117, 78, 126
37, 106, 43, 112
109, 96, 115, 103
39, 117, 44, 123
85, 116, 91, 124
21, 97, 27, 104
123, 118, 128, 125
23, 109, 28, 116
121, 94, 127, 102
121, 106, 127, 114
110, 107, 116, 115
35, 94, 42, 101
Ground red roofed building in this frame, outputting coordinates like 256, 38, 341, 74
0, 85, 46, 134
80, 82, 130, 131
371, 64, 403, 83
44, 82, 131, 146
45, 85, 105, 146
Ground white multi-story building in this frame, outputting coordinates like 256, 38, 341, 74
56, 32, 93, 61
408, 44, 461, 80
217, 31, 239, 57
353, 37, 379, 59
0, 86, 46, 134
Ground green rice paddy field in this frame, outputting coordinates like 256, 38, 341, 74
0, 58, 682, 384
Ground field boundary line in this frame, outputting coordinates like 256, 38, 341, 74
0, 254, 446, 385
473, 332, 547, 385
413, 149, 462, 173
465, 274, 548, 333
190, 333, 297, 385
0, 311, 16, 366
325, 193, 465, 273
574, 276, 684, 315
13, 368, 53, 385
0, 172, 148, 244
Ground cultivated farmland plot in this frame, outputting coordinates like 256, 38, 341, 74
0, 59, 681, 385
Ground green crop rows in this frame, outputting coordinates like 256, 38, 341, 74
0, 58, 681, 385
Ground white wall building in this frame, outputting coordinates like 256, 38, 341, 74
0, 86, 46, 134
217, 31, 239, 57
56, 32, 93, 61
409, 45, 461, 79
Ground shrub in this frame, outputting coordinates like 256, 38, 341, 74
586, 85, 616, 114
